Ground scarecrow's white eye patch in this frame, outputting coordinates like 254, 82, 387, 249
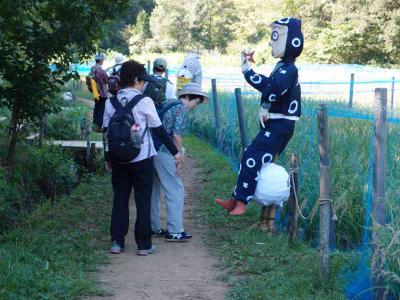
262, 153, 273, 164
288, 100, 299, 114
277, 18, 290, 24
250, 74, 262, 84
292, 38, 301, 48
246, 158, 256, 168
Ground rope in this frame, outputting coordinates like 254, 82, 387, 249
290, 169, 338, 221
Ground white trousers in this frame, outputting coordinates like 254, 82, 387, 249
151, 151, 185, 233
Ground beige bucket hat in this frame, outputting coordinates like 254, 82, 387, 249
177, 83, 209, 103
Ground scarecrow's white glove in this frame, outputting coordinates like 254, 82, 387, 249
258, 105, 269, 128
241, 51, 251, 73
180, 147, 186, 157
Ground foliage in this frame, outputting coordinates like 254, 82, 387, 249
190, 0, 237, 52
187, 89, 400, 297
0, 169, 19, 231
0, 142, 78, 233
16, 144, 78, 199
148, 0, 193, 52
0, 0, 129, 173
297, 0, 400, 65
106, 0, 400, 67
0, 175, 112, 299
372, 193, 400, 296
185, 135, 354, 299
124, 10, 152, 54
46, 107, 88, 141
100, 0, 155, 53
187, 91, 400, 248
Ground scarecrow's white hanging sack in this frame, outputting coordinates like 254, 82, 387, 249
254, 163, 291, 207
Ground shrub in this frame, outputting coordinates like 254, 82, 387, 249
46, 107, 88, 140
0, 143, 78, 234
14, 144, 78, 200
0, 168, 19, 231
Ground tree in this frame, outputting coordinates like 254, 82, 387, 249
298, 0, 400, 65
0, 0, 129, 175
100, 0, 155, 53
149, 0, 192, 52
124, 10, 152, 54
190, 0, 237, 52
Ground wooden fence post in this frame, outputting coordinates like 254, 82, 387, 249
39, 113, 48, 147
348, 73, 354, 109
372, 88, 387, 300
234, 88, 248, 151
318, 103, 333, 284
147, 60, 151, 74
85, 121, 91, 163
288, 154, 299, 246
390, 76, 395, 110
212, 79, 222, 148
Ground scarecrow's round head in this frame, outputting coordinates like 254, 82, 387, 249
268, 18, 304, 60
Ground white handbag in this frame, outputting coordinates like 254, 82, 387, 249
253, 163, 291, 207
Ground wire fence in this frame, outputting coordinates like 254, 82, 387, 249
186, 79, 400, 299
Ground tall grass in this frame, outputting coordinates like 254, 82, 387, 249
187, 90, 400, 295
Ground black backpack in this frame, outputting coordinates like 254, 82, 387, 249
152, 100, 182, 151
107, 95, 145, 163
107, 64, 122, 96
143, 75, 168, 105
108, 75, 120, 96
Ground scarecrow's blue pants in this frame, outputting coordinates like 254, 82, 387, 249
233, 119, 295, 204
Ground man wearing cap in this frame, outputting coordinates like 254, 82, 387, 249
91, 53, 109, 130
151, 83, 208, 241
153, 57, 175, 100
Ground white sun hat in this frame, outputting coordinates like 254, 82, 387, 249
177, 83, 209, 103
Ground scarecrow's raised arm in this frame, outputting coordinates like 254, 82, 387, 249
243, 69, 269, 92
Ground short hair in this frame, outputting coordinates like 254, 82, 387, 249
95, 59, 102, 63
119, 60, 145, 88
153, 66, 165, 73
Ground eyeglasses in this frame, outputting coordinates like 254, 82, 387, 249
187, 95, 203, 104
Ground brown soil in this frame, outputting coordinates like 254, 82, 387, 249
89, 156, 228, 300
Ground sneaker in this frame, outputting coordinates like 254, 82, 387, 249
165, 231, 192, 242
110, 241, 123, 254
136, 245, 156, 256
151, 228, 166, 237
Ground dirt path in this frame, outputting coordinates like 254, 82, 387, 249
90, 156, 227, 300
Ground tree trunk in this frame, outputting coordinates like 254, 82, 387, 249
6, 105, 21, 177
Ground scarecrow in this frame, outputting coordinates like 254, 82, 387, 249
176, 52, 203, 90
215, 17, 304, 219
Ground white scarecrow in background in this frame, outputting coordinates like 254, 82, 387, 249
215, 18, 304, 229
176, 52, 203, 90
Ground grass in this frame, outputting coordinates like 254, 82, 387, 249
187, 89, 400, 296
0, 174, 112, 300
188, 91, 400, 248
185, 135, 355, 299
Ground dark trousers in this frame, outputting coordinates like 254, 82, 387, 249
93, 96, 107, 128
110, 158, 153, 250
233, 119, 295, 204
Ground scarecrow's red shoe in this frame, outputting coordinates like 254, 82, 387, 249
215, 198, 236, 212
230, 201, 247, 216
